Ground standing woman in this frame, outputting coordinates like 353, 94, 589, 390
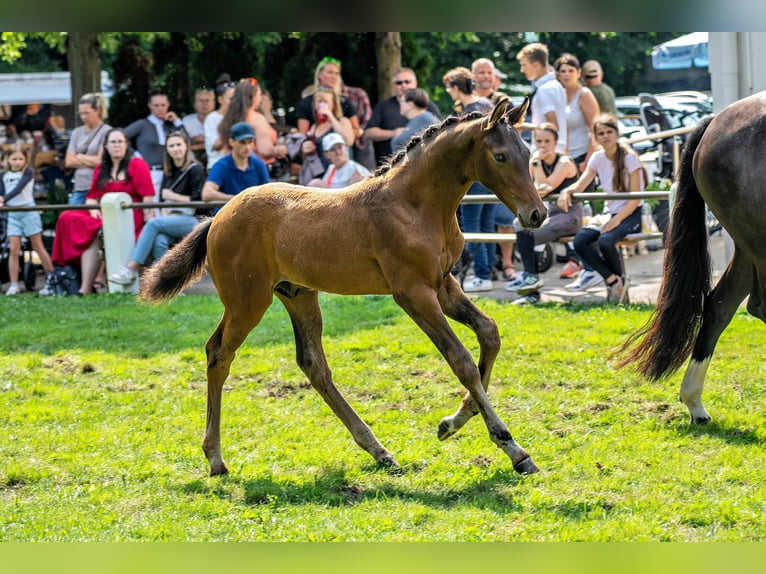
217, 78, 287, 168
109, 131, 206, 285
555, 53, 600, 174
204, 74, 236, 170
51, 128, 155, 295
296, 87, 355, 185
557, 114, 647, 303
295, 57, 359, 140
64, 92, 111, 205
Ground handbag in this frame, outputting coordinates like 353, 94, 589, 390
49, 265, 82, 296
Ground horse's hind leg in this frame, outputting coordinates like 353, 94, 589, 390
435, 274, 500, 440
203, 290, 273, 475
681, 251, 752, 424
394, 285, 537, 474
276, 289, 399, 467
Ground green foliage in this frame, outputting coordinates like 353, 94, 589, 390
1, 294, 764, 541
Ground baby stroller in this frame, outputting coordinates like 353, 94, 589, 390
0, 211, 37, 292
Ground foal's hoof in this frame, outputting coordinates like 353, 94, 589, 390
209, 461, 229, 476
378, 453, 401, 468
437, 418, 457, 441
513, 456, 540, 475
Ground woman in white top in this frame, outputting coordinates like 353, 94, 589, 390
555, 53, 600, 173
557, 114, 647, 303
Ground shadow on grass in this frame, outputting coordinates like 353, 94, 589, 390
178, 464, 527, 513
672, 419, 765, 446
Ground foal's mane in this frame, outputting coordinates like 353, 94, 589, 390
374, 110, 489, 177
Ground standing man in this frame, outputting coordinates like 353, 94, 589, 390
472, 58, 509, 104
516, 43, 568, 152
582, 60, 617, 116
202, 122, 270, 213
124, 89, 185, 202
364, 67, 442, 165
182, 87, 215, 165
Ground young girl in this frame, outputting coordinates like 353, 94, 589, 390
557, 114, 647, 303
0, 145, 55, 295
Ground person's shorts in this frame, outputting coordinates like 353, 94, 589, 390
6, 208, 43, 238
494, 203, 516, 227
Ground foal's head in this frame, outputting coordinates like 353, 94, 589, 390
474, 98, 546, 228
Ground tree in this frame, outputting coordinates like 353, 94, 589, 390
374, 33, 401, 101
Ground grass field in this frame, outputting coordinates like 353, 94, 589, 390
1, 293, 764, 541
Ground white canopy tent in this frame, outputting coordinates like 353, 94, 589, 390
0, 71, 112, 105
651, 32, 709, 70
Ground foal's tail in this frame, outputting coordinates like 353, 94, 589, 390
615, 116, 715, 380
139, 218, 212, 304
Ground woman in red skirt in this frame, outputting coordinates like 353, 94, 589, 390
51, 128, 155, 295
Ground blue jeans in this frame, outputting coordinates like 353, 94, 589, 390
69, 190, 88, 205
573, 209, 641, 280
459, 182, 497, 280
132, 213, 198, 265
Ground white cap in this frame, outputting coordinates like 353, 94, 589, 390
322, 132, 346, 151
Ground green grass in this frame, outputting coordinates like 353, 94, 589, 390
1, 293, 764, 541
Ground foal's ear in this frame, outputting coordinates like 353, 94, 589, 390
505, 96, 530, 127
485, 97, 511, 130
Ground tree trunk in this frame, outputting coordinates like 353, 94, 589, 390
374, 33, 401, 101
66, 32, 101, 126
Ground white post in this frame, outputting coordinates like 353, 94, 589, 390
100, 192, 137, 294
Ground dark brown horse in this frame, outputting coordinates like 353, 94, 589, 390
140, 98, 547, 476
618, 91, 766, 423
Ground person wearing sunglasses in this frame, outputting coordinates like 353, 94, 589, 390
364, 67, 441, 166
295, 57, 359, 141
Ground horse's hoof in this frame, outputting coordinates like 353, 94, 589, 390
692, 415, 711, 425
513, 456, 540, 475
379, 453, 400, 467
437, 418, 456, 441
209, 462, 229, 476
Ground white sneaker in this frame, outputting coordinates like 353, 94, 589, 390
109, 266, 138, 285
463, 277, 493, 292
38, 273, 55, 296
565, 270, 603, 291
5, 283, 20, 295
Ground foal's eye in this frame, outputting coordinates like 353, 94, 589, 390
494, 153, 507, 163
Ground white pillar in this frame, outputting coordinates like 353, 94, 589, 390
100, 192, 137, 294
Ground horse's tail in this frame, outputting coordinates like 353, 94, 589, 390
139, 218, 212, 304
615, 116, 715, 380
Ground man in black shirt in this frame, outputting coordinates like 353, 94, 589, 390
364, 67, 442, 166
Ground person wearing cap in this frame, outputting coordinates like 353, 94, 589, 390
582, 60, 617, 116
201, 121, 270, 212
492, 68, 507, 93
309, 132, 371, 189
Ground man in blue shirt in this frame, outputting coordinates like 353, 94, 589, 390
202, 122, 270, 212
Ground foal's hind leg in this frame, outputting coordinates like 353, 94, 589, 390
681, 251, 752, 424
434, 274, 501, 441
203, 291, 273, 475
394, 284, 537, 474
276, 289, 399, 467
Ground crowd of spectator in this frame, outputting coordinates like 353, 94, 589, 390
3, 43, 635, 302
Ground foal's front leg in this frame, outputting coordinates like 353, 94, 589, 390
277, 290, 399, 467
394, 284, 538, 474
435, 274, 500, 440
